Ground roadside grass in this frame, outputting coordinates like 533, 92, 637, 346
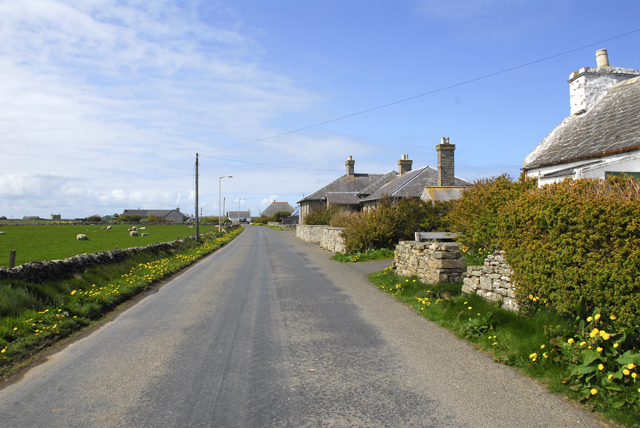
0, 224, 220, 267
331, 248, 395, 263
268, 225, 284, 231
0, 227, 243, 380
368, 268, 639, 428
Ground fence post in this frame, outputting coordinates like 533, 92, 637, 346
9, 250, 16, 268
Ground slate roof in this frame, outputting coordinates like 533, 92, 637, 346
524, 76, 640, 170
122, 209, 187, 219
361, 166, 471, 202
262, 202, 295, 217
297, 172, 398, 204
227, 210, 251, 219
326, 192, 361, 205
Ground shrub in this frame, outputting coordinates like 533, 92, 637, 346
499, 176, 640, 327
341, 197, 450, 252
272, 211, 292, 222
444, 173, 537, 252
147, 215, 170, 223
303, 204, 342, 225
84, 215, 102, 222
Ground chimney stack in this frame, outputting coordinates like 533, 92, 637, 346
569, 49, 639, 115
345, 156, 355, 177
437, 137, 455, 187
398, 154, 413, 176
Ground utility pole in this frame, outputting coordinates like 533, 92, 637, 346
195, 153, 199, 242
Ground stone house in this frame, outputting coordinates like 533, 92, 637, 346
122, 208, 188, 223
361, 139, 471, 209
227, 210, 251, 224
297, 157, 397, 224
524, 49, 640, 185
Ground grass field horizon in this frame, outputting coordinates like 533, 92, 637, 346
0, 224, 222, 267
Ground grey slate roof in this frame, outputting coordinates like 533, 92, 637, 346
262, 202, 295, 217
227, 210, 251, 218
326, 192, 361, 205
361, 166, 471, 202
297, 172, 398, 204
524, 76, 640, 170
123, 209, 187, 218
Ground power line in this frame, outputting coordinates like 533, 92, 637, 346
199, 154, 346, 172
200, 28, 640, 156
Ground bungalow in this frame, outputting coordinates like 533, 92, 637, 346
297, 157, 397, 224
122, 207, 189, 223
524, 49, 640, 185
361, 139, 471, 209
227, 210, 251, 224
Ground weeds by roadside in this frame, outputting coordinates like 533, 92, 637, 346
0, 227, 243, 380
331, 248, 395, 263
368, 268, 640, 427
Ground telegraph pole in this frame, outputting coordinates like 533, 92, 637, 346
195, 153, 199, 242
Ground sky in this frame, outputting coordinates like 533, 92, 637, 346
1, 0, 640, 219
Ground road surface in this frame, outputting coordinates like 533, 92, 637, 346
0, 226, 603, 427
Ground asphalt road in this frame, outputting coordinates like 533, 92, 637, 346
0, 226, 604, 427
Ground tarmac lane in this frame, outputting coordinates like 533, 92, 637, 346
0, 225, 605, 427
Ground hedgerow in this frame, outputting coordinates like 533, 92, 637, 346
498, 176, 640, 328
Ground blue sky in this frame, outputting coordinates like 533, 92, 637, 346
1, 0, 640, 219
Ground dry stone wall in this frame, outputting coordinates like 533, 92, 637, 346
0, 240, 183, 284
295, 225, 347, 253
392, 241, 465, 284
462, 251, 518, 312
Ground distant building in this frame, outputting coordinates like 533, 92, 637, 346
23, 216, 40, 220
50, 213, 61, 220
524, 49, 640, 185
122, 207, 189, 223
262, 201, 296, 217
227, 210, 251, 224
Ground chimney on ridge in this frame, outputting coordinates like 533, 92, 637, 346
346, 156, 355, 177
437, 137, 455, 187
568, 49, 639, 115
398, 154, 413, 176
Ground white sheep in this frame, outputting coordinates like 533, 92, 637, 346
76, 234, 89, 241
130, 231, 139, 237
106, 226, 112, 230
141, 233, 149, 237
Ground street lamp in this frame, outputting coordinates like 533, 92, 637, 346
219, 175, 232, 232
238, 198, 245, 225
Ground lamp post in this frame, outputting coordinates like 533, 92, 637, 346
219, 175, 232, 232
238, 198, 245, 225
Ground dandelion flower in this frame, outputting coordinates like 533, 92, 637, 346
623, 369, 630, 376
468, 307, 472, 310
591, 389, 598, 396
608, 374, 613, 380
587, 316, 593, 322
629, 363, 637, 370
493, 342, 498, 346
13, 327, 17, 331
602, 333, 610, 340
614, 343, 619, 348
599, 330, 606, 337
567, 338, 575, 344
598, 364, 604, 370
70, 290, 77, 295
597, 347, 603, 353
540, 345, 545, 349
543, 353, 549, 359
633, 373, 638, 379
0, 349, 5, 354
610, 315, 617, 320
595, 314, 601, 321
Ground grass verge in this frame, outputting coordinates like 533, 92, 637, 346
368, 268, 639, 428
331, 248, 395, 263
0, 227, 243, 381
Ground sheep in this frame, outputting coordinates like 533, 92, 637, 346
140, 227, 146, 230
106, 226, 112, 230
76, 234, 89, 241
101, 227, 105, 230
130, 231, 139, 237
132, 226, 139, 231
141, 233, 149, 237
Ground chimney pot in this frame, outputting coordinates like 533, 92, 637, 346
596, 49, 610, 67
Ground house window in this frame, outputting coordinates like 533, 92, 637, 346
605, 171, 640, 180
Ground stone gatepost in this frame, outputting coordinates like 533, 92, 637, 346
392, 232, 465, 284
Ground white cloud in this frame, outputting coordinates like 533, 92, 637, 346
0, 0, 330, 218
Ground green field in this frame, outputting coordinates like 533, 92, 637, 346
0, 224, 222, 267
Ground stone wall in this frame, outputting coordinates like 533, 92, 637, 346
267, 222, 296, 231
392, 240, 465, 284
462, 251, 518, 312
295, 225, 347, 253
0, 240, 183, 284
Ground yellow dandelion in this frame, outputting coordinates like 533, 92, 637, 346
567, 338, 575, 344
623, 369, 630, 376
614, 343, 619, 348
591, 388, 598, 396
598, 364, 604, 370
540, 345, 545, 349
594, 314, 601, 321
610, 315, 617, 320
597, 347, 603, 353
70, 290, 77, 295
587, 316, 593, 322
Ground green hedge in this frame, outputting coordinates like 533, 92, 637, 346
498, 176, 640, 328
